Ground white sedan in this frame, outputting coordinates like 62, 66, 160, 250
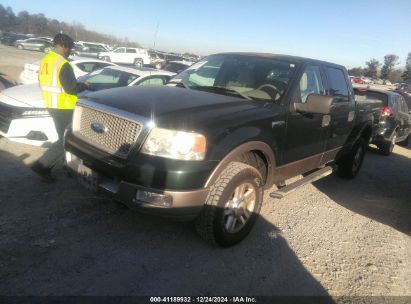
0, 66, 176, 146
18, 57, 117, 85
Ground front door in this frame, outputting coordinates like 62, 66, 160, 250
284, 65, 327, 166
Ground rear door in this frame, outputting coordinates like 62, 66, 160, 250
323, 66, 355, 154
126, 48, 137, 64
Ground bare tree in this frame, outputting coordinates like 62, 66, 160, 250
364, 58, 381, 78
381, 54, 399, 80
402, 52, 411, 81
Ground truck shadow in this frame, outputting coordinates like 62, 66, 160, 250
0, 144, 334, 299
313, 145, 411, 235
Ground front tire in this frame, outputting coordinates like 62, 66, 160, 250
103, 56, 111, 62
134, 58, 143, 68
195, 162, 263, 247
17, 44, 23, 50
43, 47, 51, 53
155, 62, 162, 69
337, 138, 366, 179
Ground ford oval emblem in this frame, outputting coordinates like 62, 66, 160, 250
90, 122, 107, 134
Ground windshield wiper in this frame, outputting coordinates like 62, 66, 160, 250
191, 86, 252, 100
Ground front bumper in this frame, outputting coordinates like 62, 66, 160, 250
66, 150, 209, 221
64, 125, 218, 220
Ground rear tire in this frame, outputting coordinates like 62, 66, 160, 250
195, 162, 263, 247
337, 138, 366, 179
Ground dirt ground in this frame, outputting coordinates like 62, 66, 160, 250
0, 46, 410, 298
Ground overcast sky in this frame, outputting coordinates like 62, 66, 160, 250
2, 0, 411, 68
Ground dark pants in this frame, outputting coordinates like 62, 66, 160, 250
37, 109, 73, 169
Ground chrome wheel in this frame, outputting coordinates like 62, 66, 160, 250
223, 182, 256, 234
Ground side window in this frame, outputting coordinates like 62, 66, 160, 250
298, 66, 324, 103
137, 76, 166, 86
325, 67, 349, 102
126, 48, 137, 53
76, 63, 98, 73
114, 48, 125, 53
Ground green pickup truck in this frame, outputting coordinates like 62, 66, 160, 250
64, 53, 373, 246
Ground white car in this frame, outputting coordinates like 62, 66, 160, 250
19, 57, 117, 85
0, 66, 175, 146
98, 47, 151, 67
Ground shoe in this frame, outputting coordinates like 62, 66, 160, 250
31, 161, 55, 183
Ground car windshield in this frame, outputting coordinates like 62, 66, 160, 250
172, 54, 298, 101
78, 68, 139, 91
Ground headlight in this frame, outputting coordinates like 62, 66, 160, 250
141, 128, 206, 161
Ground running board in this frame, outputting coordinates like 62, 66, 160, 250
270, 166, 335, 199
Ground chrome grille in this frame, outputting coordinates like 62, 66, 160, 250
72, 104, 142, 158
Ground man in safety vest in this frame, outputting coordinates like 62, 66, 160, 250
31, 33, 89, 182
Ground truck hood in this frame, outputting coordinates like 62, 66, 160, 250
83, 86, 262, 128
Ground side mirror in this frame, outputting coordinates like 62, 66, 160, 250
295, 94, 333, 115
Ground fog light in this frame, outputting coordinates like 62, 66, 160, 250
134, 190, 172, 207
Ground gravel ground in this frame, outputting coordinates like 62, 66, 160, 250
0, 46, 410, 298
0, 138, 410, 297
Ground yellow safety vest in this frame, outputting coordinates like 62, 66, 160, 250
38, 51, 77, 109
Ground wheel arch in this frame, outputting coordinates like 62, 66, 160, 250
204, 141, 276, 189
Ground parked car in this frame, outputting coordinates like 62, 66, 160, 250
19, 57, 117, 85
395, 83, 411, 95
162, 60, 193, 74
0, 66, 175, 146
64, 52, 374, 246
354, 88, 410, 154
0, 32, 29, 46
352, 77, 365, 84
98, 47, 151, 67
72, 45, 110, 58
15, 38, 53, 53
147, 51, 167, 69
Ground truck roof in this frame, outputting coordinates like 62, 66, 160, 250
217, 52, 346, 69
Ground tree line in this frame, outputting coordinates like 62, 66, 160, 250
348, 53, 411, 83
0, 4, 141, 47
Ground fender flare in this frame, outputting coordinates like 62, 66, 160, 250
204, 141, 276, 189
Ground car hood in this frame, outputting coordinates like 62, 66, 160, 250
0, 84, 44, 107
83, 86, 263, 129
0, 84, 91, 108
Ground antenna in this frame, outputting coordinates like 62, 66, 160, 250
153, 21, 160, 51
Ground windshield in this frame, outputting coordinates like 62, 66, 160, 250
172, 54, 298, 101
78, 68, 139, 91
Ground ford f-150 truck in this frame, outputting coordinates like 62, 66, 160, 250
64, 53, 373, 246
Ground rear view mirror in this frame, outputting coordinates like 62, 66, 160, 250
295, 94, 333, 115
